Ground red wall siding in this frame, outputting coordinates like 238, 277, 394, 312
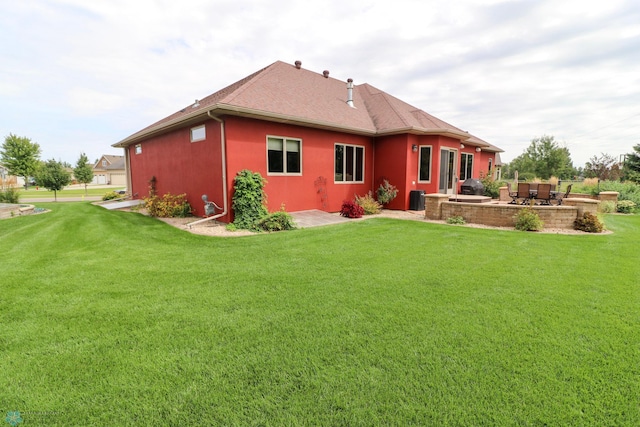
374, 134, 476, 209
373, 134, 410, 210
224, 116, 374, 217
127, 115, 497, 220
128, 120, 223, 218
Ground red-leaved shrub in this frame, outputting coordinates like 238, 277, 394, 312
340, 200, 364, 218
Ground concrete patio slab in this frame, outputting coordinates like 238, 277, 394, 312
98, 199, 144, 210
290, 209, 352, 228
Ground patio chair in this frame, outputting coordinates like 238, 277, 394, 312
507, 182, 518, 204
555, 184, 572, 205
516, 183, 531, 205
535, 183, 552, 205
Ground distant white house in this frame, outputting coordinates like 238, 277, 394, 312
92, 155, 126, 185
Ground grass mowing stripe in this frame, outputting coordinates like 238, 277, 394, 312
0, 204, 638, 425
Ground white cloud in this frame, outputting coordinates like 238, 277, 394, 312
1, 0, 638, 168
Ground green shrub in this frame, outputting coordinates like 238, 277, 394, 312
446, 216, 466, 225
0, 187, 20, 204
102, 191, 121, 201
574, 212, 604, 233
616, 200, 636, 214
232, 170, 268, 230
579, 180, 640, 210
340, 200, 364, 218
376, 179, 398, 205
479, 171, 502, 199
355, 191, 382, 215
257, 208, 296, 232
144, 192, 192, 218
599, 201, 616, 213
514, 207, 544, 231
225, 223, 238, 232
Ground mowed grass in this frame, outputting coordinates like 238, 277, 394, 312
17, 187, 122, 199
1, 204, 638, 426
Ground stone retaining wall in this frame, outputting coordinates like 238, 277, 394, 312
425, 193, 606, 230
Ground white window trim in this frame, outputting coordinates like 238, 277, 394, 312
191, 125, 206, 142
266, 135, 303, 176
460, 153, 474, 181
417, 145, 433, 183
334, 143, 365, 184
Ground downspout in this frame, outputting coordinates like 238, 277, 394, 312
186, 111, 229, 228
124, 147, 132, 197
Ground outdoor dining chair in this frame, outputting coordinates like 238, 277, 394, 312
507, 182, 519, 204
555, 184, 572, 205
516, 182, 531, 204
535, 183, 552, 205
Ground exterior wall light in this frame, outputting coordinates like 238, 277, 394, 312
412, 144, 418, 152
476, 147, 481, 152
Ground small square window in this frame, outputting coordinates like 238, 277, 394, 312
191, 125, 206, 142
135, 144, 142, 155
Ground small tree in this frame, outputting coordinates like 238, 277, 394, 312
624, 144, 640, 183
584, 153, 622, 181
1, 133, 41, 189
74, 153, 94, 194
35, 159, 71, 201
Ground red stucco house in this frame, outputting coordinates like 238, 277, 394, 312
113, 60, 503, 223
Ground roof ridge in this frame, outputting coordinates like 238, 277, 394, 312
216, 61, 281, 105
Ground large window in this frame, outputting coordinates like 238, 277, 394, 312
418, 146, 432, 182
335, 143, 364, 182
267, 136, 301, 174
460, 153, 474, 181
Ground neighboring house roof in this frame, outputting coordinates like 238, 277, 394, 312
114, 60, 497, 149
94, 155, 125, 170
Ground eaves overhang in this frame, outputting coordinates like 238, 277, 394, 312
113, 104, 489, 147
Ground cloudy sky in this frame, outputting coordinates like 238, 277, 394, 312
1, 0, 638, 167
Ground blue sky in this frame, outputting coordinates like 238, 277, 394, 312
1, 0, 638, 167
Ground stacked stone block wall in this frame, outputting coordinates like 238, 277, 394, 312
425, 193, 603, 230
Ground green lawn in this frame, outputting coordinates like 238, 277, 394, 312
17, 187, 123, 199
1, 204, 638, 426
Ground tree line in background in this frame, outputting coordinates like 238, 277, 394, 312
0, 134, 94, 201
3, 132, 640, 198
501, 135, 640, 184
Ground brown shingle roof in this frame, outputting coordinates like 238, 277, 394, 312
115, 60, 496, 149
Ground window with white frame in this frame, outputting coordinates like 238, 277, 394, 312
135, 144, 142, 155
191, 125, 206, 142
418, 146, 432, 182
460, 153, 474, 181
267, 136, 301, 174
335, 143, 364, 182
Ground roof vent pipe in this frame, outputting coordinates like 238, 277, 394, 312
295, 60, 301, 69
346, 78, 354, 108
323, 70, 329, 78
